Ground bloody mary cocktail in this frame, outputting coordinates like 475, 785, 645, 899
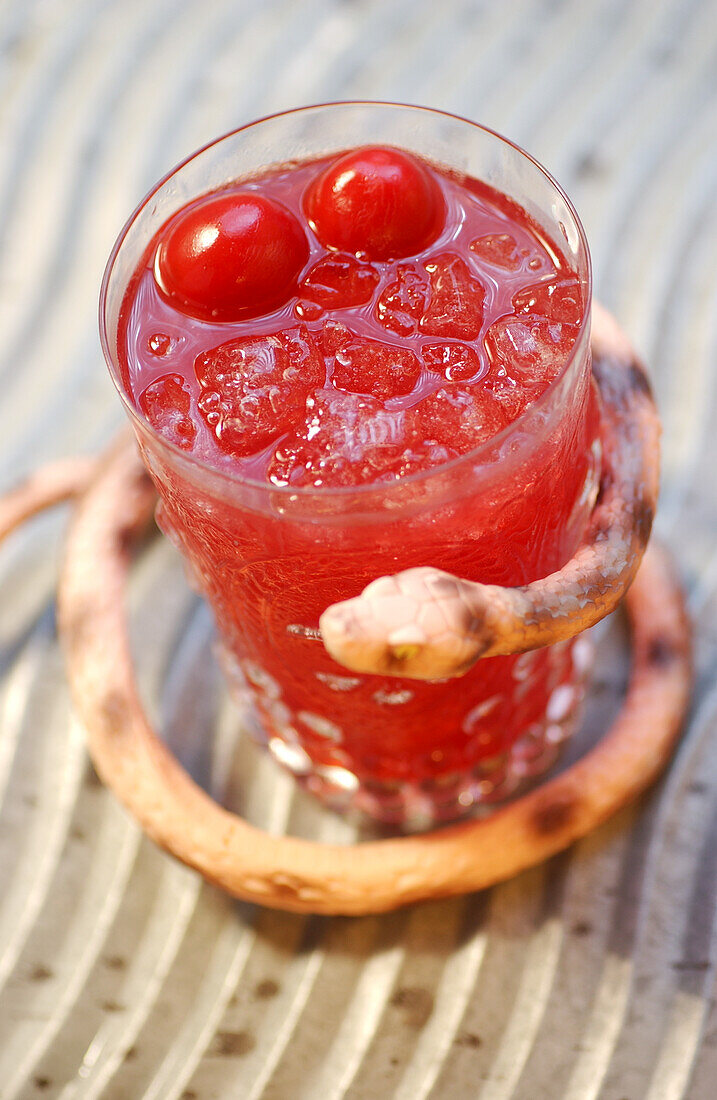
101, 104, 598, 828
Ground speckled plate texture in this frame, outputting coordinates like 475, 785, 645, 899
1, 0, 716, 1097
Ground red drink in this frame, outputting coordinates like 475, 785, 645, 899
102, 105, 598, 828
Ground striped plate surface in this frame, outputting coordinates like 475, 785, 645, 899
1, 0, 717, 1097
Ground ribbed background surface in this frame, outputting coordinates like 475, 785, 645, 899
1, 1, 717, 1096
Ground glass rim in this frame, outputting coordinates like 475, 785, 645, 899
99, 99, 593, 501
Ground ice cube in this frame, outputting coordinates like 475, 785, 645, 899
139, 374, 196, 451
420, 252, 485, 340
195, 326, 324, 456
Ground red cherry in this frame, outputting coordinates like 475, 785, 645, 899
305, 146, 445, 261
155, 192, 308, 320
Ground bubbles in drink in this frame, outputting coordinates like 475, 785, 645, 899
147, 332, 173, 355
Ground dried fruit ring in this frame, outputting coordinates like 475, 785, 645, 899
0, 308, 691, 915
54, 440, 689, 913
0, 457, 96, 540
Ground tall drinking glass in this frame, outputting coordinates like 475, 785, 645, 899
101, 103, 598, 829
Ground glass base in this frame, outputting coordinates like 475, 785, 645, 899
217, 636, 593, 832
